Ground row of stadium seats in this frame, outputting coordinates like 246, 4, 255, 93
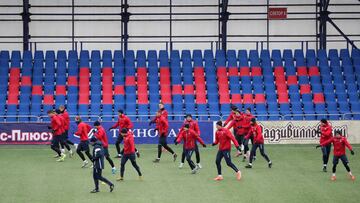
0, 49, 359, 122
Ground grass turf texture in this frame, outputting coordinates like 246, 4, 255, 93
0, 144, 359, 203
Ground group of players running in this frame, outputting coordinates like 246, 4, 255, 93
47, 103, 356, 193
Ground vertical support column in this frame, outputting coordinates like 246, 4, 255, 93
169, 0, 173, 52
266, 0, 269, 50
318, 0, 328, 50
219, 0, 229, 51
71, 0, 75, 50
217, 0, 221, 50
121, 0, 130, 52
315, 0, 319, 51
22, 0, 30, 51
120, 0, 124, 51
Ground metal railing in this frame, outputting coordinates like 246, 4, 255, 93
22, 38, 360, 52
1, 113, 359, 123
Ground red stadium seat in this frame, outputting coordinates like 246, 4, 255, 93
194, 68, 204, 76
79, 68, 90, 78
240, 67, 250, 76
7, 69, 20, 105
43, 95, 54, 105
102, 67, 113, 75
251, 66, 262, 76
184, 85, 194, 95
287, 75, 298, 85
21, 76, 31, 86
137, 67, 147, 75
300, 84, 311, 94
243, 94, 253, 104
308, 66, 320, 76
278, 93, 289, 103
56, 86, 66, 95
276, 84, 288, 93
217, 67, 227, 78
195, 94, 207, 104
7, 95, 19, 104
137, 85, 147, 93
297, 66, 308, 76
275, 75, 286, 84
172, 85, 182, 95
231, 94, 242, 104
254, 94, 266, 103
274, 66, 285, 76
67, 76, 78, 86
228, 67, 239, 76
125, 76, 136, 86
78, 94, 90, 104
102, 93, 113, 104
219, 93, 230, 104
160, 92, 172, 104
313, 93, 325, 103
32, 85, 43, 95
138, 94, 149, 104
102, 67, 113, 104
114, 85, 125, 95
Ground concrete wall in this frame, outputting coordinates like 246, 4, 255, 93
0, 0, 359, 51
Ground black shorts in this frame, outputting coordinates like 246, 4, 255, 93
51, 136, 62, 146
158, 136, 168, 145
116, 135, 124, 143
333, 155, 349, 165
60, 133, 67, 142
104, 147, 110, 157
78, 141, 90, 151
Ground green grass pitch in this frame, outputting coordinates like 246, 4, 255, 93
0, 144, 359, 203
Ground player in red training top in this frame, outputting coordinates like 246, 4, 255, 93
47, 110, 66, 162
226, 110, 245, 156
55, 109, 73, 156
245, 118, 272, 169
178, 114, 202, 169
317, 130, 355, 181
109, 109, 139, 158
223, 105, 239, 127
151, 111, 177, 163
74, 116, 93, 168
212, 121, 242, 181
175, 124, 206, 174
93, 121, 116, 174
316, 119, 333, 172
59, 105, 75, 146
242, 107, 255, 162
117, 128, 142, 181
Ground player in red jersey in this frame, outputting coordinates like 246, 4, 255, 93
223, 105, 239, 127
212, 121, 242, 181
55, 109, 73, 156
175, 124, 206, 174
109, 110, 140, 158
74, 116, 93, 168
158, 102, 168, 119
178, 114, 202, 169
316, 119, 333, 172
242, 107, 255, 162
117, 128, 142, 181
59, 105, 75, 146
226, 110, 245, 157
47, 110, 66, 162
151, 111, 177, 163
245, 118, 272, 169
93, 121, 116, 174
317, 130, 355, 181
